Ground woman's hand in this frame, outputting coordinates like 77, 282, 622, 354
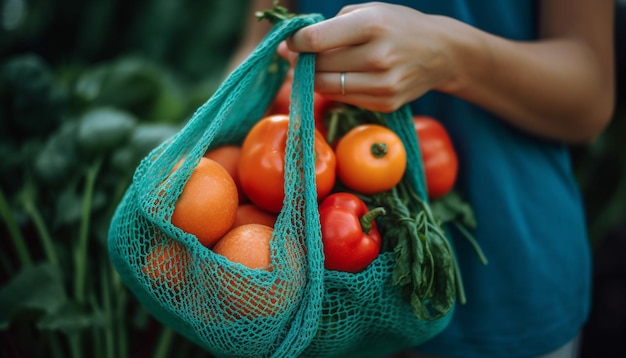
278, 2, 458, 113
278, 0, 615, 143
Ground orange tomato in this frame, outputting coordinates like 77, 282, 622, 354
213, 224, 273, 269
204, 145, 247, 203
170, 157, 238, 248
238, 114, 336, 213
142, 240, 189, 294
335, 124, 407, 195
212, 224, 295, 320
231, 204, 278, 229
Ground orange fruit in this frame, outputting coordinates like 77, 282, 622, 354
212, 224, 298, 320
213, 224, 273, 269
204, 145, 247, 203
231, 204, 278, 229
142, 240, 189, 294
170, 157, 238, 248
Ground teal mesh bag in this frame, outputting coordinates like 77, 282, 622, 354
108, 13, 454, 358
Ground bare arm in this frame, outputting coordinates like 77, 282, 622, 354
444, 0, 615, 143
282, 0, 615, 143
227, 0, 294, 73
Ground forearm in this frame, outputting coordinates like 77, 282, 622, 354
438, 7, 615, 143
227, 0, 293, 73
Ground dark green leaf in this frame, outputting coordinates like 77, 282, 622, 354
1, 54, 61, 134
110, 122, 179, 173
76, 106, 137, 154
54, 188, 83, 227
430, 190, 477, 228
34, 120, 80, 184
0, 263, 67, 329
37, 302, 106, 335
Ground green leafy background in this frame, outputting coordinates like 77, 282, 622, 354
1, 0, 624, 357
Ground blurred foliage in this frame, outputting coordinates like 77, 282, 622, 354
0, 0, 624, 358
0, 0, 251, 357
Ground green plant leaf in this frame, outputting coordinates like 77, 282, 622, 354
36, 302, 106, 335
0, 263, 67, 329
430, 190, 477, 228
34, 120, 81, 185
76, 106, 137, 154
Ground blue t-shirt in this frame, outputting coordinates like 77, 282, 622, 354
296, 1, 591, 357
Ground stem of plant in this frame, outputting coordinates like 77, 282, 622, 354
89, 293, 104, 358
101, 259, 115, 358
370, 142, 388, 158
153, 326, 175, 358
0, 187, 33, 267
453, 222, 488, 265
47, 332, 65, 358
325, 110, 340, 145
113, 267, 129, 358
22, 195, 59, 267
255, 0, 296, 24
74, 158, 103, 305
69, 333, 82, 358
359, 207, 386, 233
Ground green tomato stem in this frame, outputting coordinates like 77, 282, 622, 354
370, 142, 388, 158
325, 110, 340, 145
0, 187, 33, 267
255, 0, 296, 24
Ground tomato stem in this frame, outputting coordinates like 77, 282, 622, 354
370, 142, 388, 158
325, 110, 340, 144
360, 206, 386, 233
255, 0, 296, 24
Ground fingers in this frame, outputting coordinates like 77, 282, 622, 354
286, 9, 375, 53
277, 41, 296, 63
314, 71, 396, 96
322, 92, 406, 113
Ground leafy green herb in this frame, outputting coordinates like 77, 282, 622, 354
255, 0, 296, 24
361, 179, 458, 320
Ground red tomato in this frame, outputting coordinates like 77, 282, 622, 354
413, 115, 459, 199
238, 114, 336, 213
269, 78, 335, 138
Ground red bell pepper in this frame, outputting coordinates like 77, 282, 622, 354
318, 192, 385, 273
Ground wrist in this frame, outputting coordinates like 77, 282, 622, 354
432, 16, 490, 96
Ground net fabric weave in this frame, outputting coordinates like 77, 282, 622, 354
108, 13, 453, 358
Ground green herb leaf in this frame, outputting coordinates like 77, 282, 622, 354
430, 190, 477, 228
